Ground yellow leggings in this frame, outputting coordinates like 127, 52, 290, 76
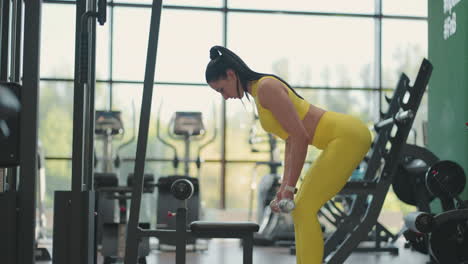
291, 111, 372, 264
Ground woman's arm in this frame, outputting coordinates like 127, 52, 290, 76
257, 78, 310, 194
282, 130, 309, 189
283, 138, 291, 188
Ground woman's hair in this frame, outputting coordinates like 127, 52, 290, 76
205, 45, 303, 100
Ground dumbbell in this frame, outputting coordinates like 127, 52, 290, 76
404, 211, 435, 234
403, 211, 434, 255
270, 185, 298, 213
270, 199, 295, 213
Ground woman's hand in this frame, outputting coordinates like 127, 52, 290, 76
270, 186, 295, 213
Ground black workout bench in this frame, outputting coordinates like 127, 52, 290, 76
190, 221, 259, 264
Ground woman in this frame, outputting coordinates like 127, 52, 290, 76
205, 45, 371, 264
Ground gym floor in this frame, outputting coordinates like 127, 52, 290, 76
37, 238, 429, 264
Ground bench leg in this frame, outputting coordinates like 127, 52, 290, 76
243, 234, 254, 264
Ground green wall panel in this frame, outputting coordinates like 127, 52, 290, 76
428, 0, 468, 203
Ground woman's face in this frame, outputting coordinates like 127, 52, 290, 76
208, 69, 243, 100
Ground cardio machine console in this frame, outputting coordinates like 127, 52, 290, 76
95, 110, 124, 136
173, 111, 204, 136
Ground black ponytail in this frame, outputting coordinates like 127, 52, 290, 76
205, 45, 304, 100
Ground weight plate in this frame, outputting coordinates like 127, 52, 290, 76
426, 160, 466, 199
430, 217, 468, 264
171, 179, 194, 200
394, 161, 434, 206
392, 144, 438, 206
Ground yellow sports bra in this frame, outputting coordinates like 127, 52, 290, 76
251, 76, 310, 140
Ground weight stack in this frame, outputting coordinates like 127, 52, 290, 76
53, 191, 95, 264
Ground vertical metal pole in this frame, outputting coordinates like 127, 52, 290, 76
220, 0, 228, 210
17, 1, 42, 263
0, 169, 4, 192
0, 0, 10, 81
375, 0, 382, 120
9, 0, 17, 82
124, 1, 162, 263
0, 0, 4, 79
176, 207, 187, 264
85, 2, 97, 263
70, 0, 87, 263
103, 133, 113, 172
12, 0, 22, 82
109, 4, 114, 110
84, 0, 97, 189
184, 135, 190, 176
11, 0, 23, 191
72, 0, 87, 196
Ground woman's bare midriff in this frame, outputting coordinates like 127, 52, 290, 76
302, 104, 326, 144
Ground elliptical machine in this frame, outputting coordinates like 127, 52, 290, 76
155, 109, 216, 248
94, 110, 153, 264
247, 113, 295, 246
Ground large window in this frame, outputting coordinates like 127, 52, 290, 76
40, 1, 428, 230
383, 0, 427, 16
113, 8, 223, 82
41, 4, 76, 78
382, 19, 428, 88
114, 0, 223, 8
228, 13, 376, 88
228, 0, 375, 14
